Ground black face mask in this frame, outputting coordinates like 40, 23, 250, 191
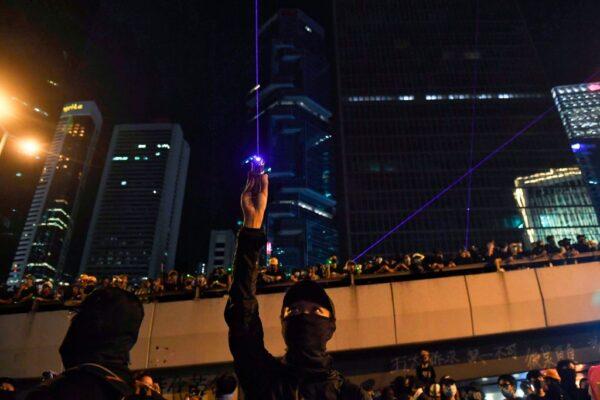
282, 314, 335, 374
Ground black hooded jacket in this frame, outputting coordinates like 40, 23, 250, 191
224, 228, 369, 400
26, 287, 146, 400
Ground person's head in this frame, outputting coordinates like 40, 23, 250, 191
577, 234, 586, 244
269, 257, 279, 269
41, 282, 53, 296
556, 359, 577, 386
498, 375, 517, 399
23, 275, 33, 287
527, 370, 544, 392
459, 248, 471, 258
375, 256, 383, 264
344, 260, 356, 272
137, 374, 154, 387
546, 235, 556, 245
403, 254, 412, 264
440, 376, 458, 400
59, 287, 144, 370
579, 378, 589, 391
520, 380, 532, 396
0, 377, 15, 392
420, 350, 431, 363
381, 386, 396, 400
214, 373, 237, 397
280, 280, 335, 368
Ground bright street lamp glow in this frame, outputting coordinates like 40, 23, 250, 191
0, 94, 13, 118
18, 138, 41, 156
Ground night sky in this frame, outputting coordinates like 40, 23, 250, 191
0, 0, 597, 272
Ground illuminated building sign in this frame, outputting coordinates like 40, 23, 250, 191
62, 103, 84, 113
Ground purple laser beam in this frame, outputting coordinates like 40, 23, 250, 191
351, 67, 599, 262
254, 0, 260, 155
464, 0, 480, 249
352, 106, 554, 262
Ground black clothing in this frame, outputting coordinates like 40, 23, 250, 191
416, 363, 436, 385
283, 280, 335, 316
26, 287, 147, 400
225, 228, 369, 400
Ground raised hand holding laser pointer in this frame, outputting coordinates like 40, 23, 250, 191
241, 168, 268, 229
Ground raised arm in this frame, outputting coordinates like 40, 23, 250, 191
224, 173, 275, 398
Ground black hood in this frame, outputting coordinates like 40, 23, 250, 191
59, 287, 144, 375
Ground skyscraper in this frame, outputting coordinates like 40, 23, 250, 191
80, 123, 189, 279
256, 9, 338, 268
8, 101, 102, 285
514, 167, 600, 244
552, 82, 600, 217
333, 0, 574, 258
206, 229, 236, 274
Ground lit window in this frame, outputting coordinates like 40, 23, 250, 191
305, 25, 312, 33
15, 172, 22, 177
121, 181, 127, 186
138, 144, 146, 148
134, 156, 140, 160
113, 156, 128, 161
155, 152, 161, 156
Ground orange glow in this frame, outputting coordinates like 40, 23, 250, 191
18, 138, 41, 156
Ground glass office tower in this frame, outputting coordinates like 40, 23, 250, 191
552, 82, 600, 218
514, 167, 600, 244
80, 123, 189, 279
256, 9, 338, 268
8, 101, 102, 284
333, 0, 574, 258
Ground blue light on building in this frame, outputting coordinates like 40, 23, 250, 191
552, 82, 600, 218
252, 9, 338, 268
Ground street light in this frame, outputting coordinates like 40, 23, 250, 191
17, 138, 41, 157
0, 93, 13, 118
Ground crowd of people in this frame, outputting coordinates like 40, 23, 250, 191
362, 351, 599, 400
0, 234, 597, 311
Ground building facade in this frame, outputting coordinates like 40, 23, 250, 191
514, 167, 600, 244
552, 82, 600, 218
333, 0, 575, 258
256, 9, 338, 269
206, 230, 236, 274
7, 101, 102, 285
80, 123, 189, 279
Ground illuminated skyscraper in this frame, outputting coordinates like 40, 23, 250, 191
552, 82, 600, 217
333, 0, 574, 257
8, 101, 102, 285
256, 9, 337, 268
80, 123, 189, 279
514, 167, 600, 244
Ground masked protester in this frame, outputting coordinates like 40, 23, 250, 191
26, 287, 164, 400
498, 375, 522, 400
416, 351, 436, 386
224, 173, 368, 400
557, 360, 586, 400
